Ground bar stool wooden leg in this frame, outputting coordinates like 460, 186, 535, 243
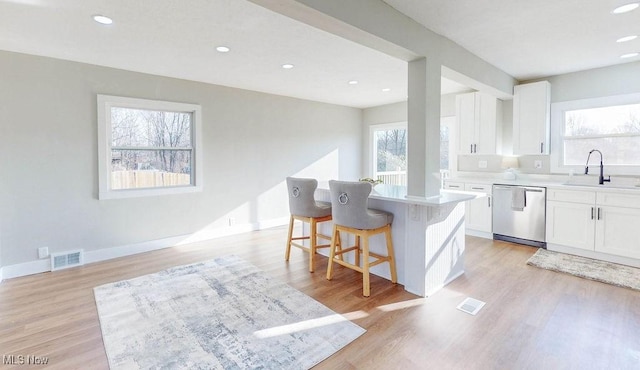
355, 235, 361, 267
309, 218, 317, 272
285, 215, 294, 261
385, 225, 397, 283
326, 225, 339, 280
362, 232, 371, 297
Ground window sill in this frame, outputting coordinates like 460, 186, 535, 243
98, 185, 203, 200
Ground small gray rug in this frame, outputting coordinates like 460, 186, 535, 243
527, 249, 640, 291
94, 255, 365, 369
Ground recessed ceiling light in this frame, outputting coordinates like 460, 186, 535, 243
282, 64, 294, 69
348, 80, 358, 85
620, 52, 639, 58
216, 46, 230, 53
382, 88, 391, 92
93, 15, 113, 25
612, 2, 639, 14
616, 35, 638, 43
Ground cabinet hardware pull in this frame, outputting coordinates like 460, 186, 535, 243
597, 207, 601, 220
540, 142, 544, 153
470, 144, 473, 153
474, 144, 477, 153
471, 187, 483, 190
449, 185, 459, 188
488, 196, 491, 208
591, 207, 594, 220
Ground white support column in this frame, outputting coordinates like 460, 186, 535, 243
407, 57, 442, 198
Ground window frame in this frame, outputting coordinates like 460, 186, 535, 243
97, 94, 203, 200
550, 92, 640, 175
369, 122, 408, 183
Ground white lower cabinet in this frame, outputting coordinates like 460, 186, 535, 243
464, 183, 492, 234
595, 206, 640, 259
546, 200, 595, 250
444, 181, 491, 236
546, 188, 640, 260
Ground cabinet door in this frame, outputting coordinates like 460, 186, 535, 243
546, 200, 595, 250
475, 93, 497, 154
594, 206, 640, 259
513, 81, 550, 155
464, 184, 492, 232
456, 93, 476, 154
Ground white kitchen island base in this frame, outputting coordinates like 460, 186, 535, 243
316, 184, 476, 297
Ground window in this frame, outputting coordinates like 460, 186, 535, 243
97, 95, 203, 199
440, 125, 450, 170
551, 93, 640, 174
371, 123, 407, 186
440, 116, 457, 172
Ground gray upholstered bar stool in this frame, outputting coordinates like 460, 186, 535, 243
285, 177, 333, 272
326, 180, 397, 297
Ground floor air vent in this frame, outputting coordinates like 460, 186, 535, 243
457, 297, 486, 315
50, 250, 84, 271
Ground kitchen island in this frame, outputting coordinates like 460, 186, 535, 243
316, 184, 481, 297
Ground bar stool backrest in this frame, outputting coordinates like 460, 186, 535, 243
329, 180, 378, 230
286, 177, 324, 217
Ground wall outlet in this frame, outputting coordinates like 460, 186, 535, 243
478, 160, 488, 169
38, 247, 49, 259
534, 160, 543, 169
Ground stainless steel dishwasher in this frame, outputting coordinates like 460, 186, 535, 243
492, 184, 546, 248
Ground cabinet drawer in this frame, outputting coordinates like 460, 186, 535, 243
464, 183, 491, 195
547, 188, 596, 204
597, 192, 640, 209
444, 181, 465, 190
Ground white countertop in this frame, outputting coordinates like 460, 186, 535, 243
446, 177, 640, 193
371, 184, 480, 206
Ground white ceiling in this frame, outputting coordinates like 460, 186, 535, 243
0, 0, 638, 108
383, 0, 640, 80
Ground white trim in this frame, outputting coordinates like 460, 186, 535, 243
550, 93, 640, 175
465, 229, 492, 239
2, 259, 50, 280
97, 94, 204, 200
0, 217, 289, 280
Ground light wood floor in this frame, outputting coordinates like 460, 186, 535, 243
1, 227, 639, 369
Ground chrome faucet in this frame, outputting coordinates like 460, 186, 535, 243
584, 149, 611, 185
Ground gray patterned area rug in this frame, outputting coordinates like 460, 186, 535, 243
94, 255, 365, 369
527, 249, 640, 291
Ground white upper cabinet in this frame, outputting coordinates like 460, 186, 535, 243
512, 81, 551, 155
456, 92, 500, 154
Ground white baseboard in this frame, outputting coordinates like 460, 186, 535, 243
465, 229, 492, 239
547, 243, 640, 268
2, 259, 50, 280
1, 217, 290, 281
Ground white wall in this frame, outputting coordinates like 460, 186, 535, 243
533, 61, 640, 103
362, 93, 457, 126
0, 51, 362, 269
